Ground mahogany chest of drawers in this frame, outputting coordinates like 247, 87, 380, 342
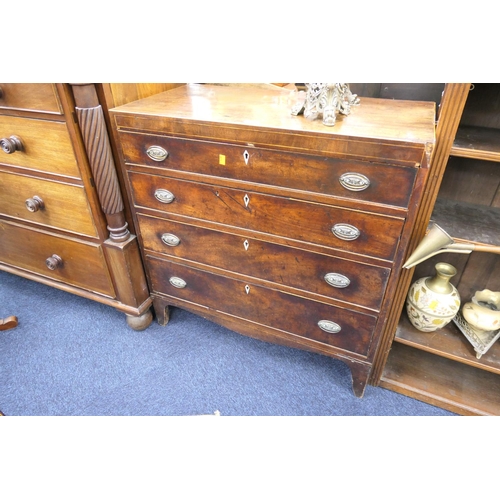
110, 84, 436, 396
0, 83, 152, 329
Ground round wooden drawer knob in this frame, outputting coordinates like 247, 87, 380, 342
0, 135, 23, 154
25, 196, 45, 212
45, 254, 63, 270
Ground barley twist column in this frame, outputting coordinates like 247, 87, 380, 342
71, 83, 129, 241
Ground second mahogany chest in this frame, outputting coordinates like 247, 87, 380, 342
0, 83, 152, 330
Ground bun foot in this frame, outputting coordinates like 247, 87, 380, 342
125, 309, 153, 331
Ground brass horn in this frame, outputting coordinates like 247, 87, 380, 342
403, 223, 500, 269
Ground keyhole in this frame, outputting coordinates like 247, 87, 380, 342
243, 240, 249, 251
244, 194, 250, 207
245, 285, 250, 294
243, 150, 250, 165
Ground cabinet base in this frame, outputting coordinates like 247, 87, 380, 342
380, 341, 500, 415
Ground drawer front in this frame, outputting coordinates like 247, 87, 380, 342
129, 172, 405, 261
148, 256, 377, 356
0, 84, 62, 114
119, 132, 416, 209
0, 220, 115, 297
138, 214, 390, 311
0, 171, 98, 237
0, 115, 80, 178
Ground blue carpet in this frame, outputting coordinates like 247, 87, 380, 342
0, 270, 455, 416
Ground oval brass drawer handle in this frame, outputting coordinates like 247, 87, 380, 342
161, 233, 180, 247
339, 172, 370, 191
45, 254, 63, 271
154, 189, 175, 204
169, 276, 187, 289
0, 135, 23, 154
25, 196, 45, 213
146, 145, 169, 162
318, 320, 341, 334
324, 272, 351, 288
331, 223, 360, 241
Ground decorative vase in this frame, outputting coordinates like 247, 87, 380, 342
406, 262, 461, 332
462, 289, 500, 333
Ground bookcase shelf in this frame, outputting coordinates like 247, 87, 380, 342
451, 125, 500, 162
380, 342, 500, 416
431, 198, 500, 247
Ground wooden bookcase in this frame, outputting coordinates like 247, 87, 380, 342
376, 83, 500, 415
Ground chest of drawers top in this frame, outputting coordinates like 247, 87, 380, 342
111, 83, 436, 165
